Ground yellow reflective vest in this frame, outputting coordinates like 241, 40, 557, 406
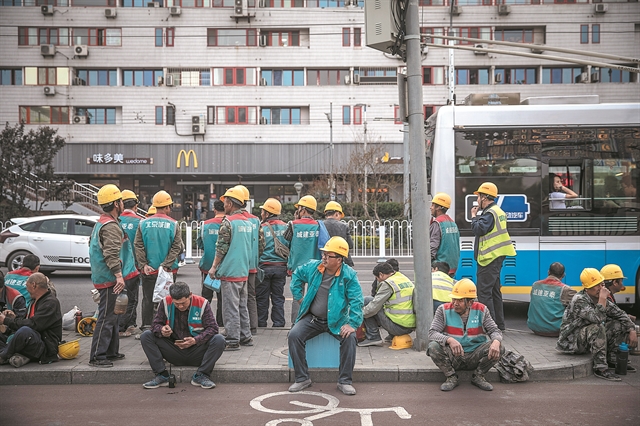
477, 204, 516, 267
432, 270, 454, 303
383, 272, 416, 328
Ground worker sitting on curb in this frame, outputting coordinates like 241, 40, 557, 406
432, 261, 454, 311
527, 262, 576, 337
427, 279, 504, 392
358, 262, 416, 347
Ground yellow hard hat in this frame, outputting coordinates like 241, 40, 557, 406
320, 236, 349, 258
97, 184, 122, 205
260, 198, 282, 215
390, 334, 413, 350
580, 268, 604, 288
432, 192, 451, 209
450, 278, 477, 299
220, 187, 245, 205
58, 339, 80, 360
295, 195, 317, 211
324, 201, 344, 218
234, 185, 250, 202
121, 190, 139, 203
77, 317, 97, 336
146, 206, 157, 217
600, 264, 626, 281
474, 182, 498, 198
152, 190, 173, 208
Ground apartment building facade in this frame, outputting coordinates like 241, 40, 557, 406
1, 0, 638, 213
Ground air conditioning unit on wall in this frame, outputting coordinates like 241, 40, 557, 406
41, 44, 56, 57
73, 115, 87, 124
170, 6, 181, 16
192, 115, 205, 134
594, 3, 608, 13
474, 43, 488, 55
451, 5, 462, 16
235, 0, 247, 16
105, 8, 117, 18
44, 86, 56, 96
498, 4, 511, 15
74, 45, 89, 57
41, 5, 53, 15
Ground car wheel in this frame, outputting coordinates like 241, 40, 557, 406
7, 250, 32, 271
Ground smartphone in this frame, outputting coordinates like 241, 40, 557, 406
174, 340, 185, 344
472, 201, 478, 207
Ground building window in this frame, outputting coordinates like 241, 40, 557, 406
354, 67, 398, 85
213, 67, 257, 85
342, 106, 350, 125
75, 70, 117, 86
155, 28, 163, 47
495, 68, 537, 84
216, 106, 258, 124
424, 105, 440, 120
122, 0, 158, 6
72, 28, 122, 46
212, 0, 235, 6
73, 0, 116, 5
75, 107, 116, 124
595, 67, 634, 83
592, 24, 600, 44
260, 69, 304, 86
542, 67, 582, 84
167, 105, 175, 125
262, 30, 300, 47
207, 29, 257, 47
421, 27, 445, 45
0, 69, 22, 85
266, 0, 304, 6
207, 106, 215, 125
261, 108, 301, 125
454, 27, 491, 45
580, 25, 589, 44
166, 69, 210, 86
495, 28, 533, 44
423, 67, 445, 85
19, 27, 70, 46
173, 0, 206, 7
342, 28, 350, 47
155, 106, 163, 125
419, 0, 445, 4
25, 67, 69, 86
455, 68, 490, 85
354, 28, 361, 47
393, 106, 403, 125
20, 106, 70, 124
123, 69, 164, 86
307, 69, 350, 85
354, 106, 362, 125
156, 28, 175, 47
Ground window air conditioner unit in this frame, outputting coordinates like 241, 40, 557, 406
259, 77, 267, 86
590, 73, 600, 83
259, 116, 267, 125
235, 0, 247, 16
259, 34, 267, 47
170, 6, 181, 16
74, 45, 89, 57
165, 75, 174, 86
44, 86, 56, 96
498, 4, 510, 15
72, 76, 85, 86
73, 115, 87, 124
450, 5, 462, 16
192, 115, 205, 135
578, 72, 589, 83
353, 74, 360, 85
105, 8, 117, 18
594, 3, 608, 13
473, 43, 488, 55
41, 44, 56, 57
41, 5, 54, 15
344, 75, 351, 85
148, 1, 160, 7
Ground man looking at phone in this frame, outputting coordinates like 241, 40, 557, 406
140, 282, 225, 389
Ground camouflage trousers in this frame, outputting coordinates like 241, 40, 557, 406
427, 341, 504, 377
574, 321, 629, 371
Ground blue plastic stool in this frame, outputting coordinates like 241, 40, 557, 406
288, 332, 340, 368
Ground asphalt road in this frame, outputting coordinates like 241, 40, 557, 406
2, 376, 639, 426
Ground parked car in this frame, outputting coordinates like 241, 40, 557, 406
0, 214, 99, 273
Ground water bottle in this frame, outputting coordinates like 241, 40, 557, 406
114, 290, 128, 315
91, 289, 101, 304
615, 342, 629, 376
75, 309, 83, 331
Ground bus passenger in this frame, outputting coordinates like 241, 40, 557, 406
549, 174, 578, 209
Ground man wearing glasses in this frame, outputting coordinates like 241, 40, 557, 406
287, 237, 363, 396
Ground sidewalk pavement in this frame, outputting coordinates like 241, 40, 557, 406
0, 326, 592, 386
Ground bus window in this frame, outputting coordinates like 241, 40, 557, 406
548, 166, 582, 210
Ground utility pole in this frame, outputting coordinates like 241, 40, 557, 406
406, 0, 433, 351
448, 2, 456, 104
402, 122, 410, 217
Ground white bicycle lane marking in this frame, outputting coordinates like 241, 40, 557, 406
250, 390, 412, 426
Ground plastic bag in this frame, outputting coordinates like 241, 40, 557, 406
153, 267, 174, 303
62, 306, 79, 330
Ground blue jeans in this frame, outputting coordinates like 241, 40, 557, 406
256, 264, 287, 327
288, 314, 357, 385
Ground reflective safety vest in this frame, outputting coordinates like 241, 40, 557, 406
139, 213, 181, 273
382, 272, 416, 328
433, 215, 460, 274
3, 285, 24, 312
90, 215, 139, 289
287, 218, 320, 274
477, 204, 516, 267
242, 211, 261, 274
198, 217, 223, 273
164, 294, 208, 336
432, 271, 454, 303
4, 268, 33, 305
443, 302, 489, 353
260, 219, 289, 264
216, 214, 252, 281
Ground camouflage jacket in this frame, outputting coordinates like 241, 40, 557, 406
556, 290, 634, 353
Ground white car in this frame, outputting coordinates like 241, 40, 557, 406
0, 214, 99, 272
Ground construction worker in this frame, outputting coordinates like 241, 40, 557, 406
430, 192, 460, 276
0, 271, 26, 345
257, 198, 289, 328
3, 254, 40, 305
557, 268, 637, 379
235, 185, 261, 335
470, 182, 516, 330
89, 184, 137, 367
208, 187, 253, 351
288, 237, 363, 396
432, 261, 454, 311
146, 206, 157, 217
321, 201, 354, 267
118, 189, 143, 337
527, 262, 576, 337
134, 190, 184, 331
427, 279, 504, 391
284, 195, 321, 324
198, 200, 226, 326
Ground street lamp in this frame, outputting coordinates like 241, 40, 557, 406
355, 104, 368, 213
294, 181, 303, 200
324, 103, 335, 201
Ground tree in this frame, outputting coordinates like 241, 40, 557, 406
0, 122, 72, 220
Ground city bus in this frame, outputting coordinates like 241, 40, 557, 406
427, 96, 640, 306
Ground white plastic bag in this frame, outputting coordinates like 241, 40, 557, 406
62, 306, 79, 330
153, 267, 173, 303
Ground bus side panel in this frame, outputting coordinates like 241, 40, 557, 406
606, 247, 640, 305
